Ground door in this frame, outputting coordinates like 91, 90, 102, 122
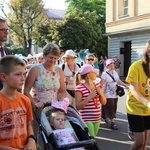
124, 41, 131, 77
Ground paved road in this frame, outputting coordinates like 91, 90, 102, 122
96, 89, 150, 150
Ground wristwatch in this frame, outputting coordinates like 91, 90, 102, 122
28, 134, 36, 142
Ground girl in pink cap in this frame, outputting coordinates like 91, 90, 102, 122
75, 64, 106, 137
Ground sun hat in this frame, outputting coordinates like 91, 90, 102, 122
105, 59, 115, 67
62, 50, 77, 58
36, 52, 43, 58
79, 64, 99, 75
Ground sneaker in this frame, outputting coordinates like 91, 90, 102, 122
111, 122, 118, 130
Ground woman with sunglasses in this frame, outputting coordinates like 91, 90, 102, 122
85, 54, 95, 66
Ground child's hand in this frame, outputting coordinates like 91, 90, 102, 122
25, 138, 36, 150
88, 89, 97, 99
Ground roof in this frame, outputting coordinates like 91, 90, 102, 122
46, 9, 65, 20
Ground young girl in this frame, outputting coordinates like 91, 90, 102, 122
49, 110, 84, 150
75, 64, 106, 137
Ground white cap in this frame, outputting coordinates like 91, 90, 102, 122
26, 54, 34, 60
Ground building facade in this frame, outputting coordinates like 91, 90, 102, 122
105, 0, 150, 76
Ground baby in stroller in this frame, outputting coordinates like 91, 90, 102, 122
36, 98, 99, 150
49, 109, 84, 150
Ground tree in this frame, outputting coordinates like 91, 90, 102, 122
65, 0, 107, 55
56, 10, 102, 52
6, 0, 45, 55
33, 19, 58, 48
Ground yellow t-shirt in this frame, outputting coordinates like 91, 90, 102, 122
126, 59, 150, 115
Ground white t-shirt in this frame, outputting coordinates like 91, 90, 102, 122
101, 70, 119, 98
53, 128, 84, 150
60, 63, 80, 90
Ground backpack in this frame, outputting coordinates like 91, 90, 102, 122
80, 61, 84, 66
62, 63, 81, 71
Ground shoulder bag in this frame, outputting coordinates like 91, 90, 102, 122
106, 71, 125, 97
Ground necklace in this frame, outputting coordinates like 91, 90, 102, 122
67, 63, 76, 76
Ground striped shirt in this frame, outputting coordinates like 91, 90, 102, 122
75, 82, 101, 122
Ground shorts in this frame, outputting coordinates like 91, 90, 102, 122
127, 114, 150, 132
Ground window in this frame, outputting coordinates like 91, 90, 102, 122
123, 0, 128, 15
118, 0, 129, 18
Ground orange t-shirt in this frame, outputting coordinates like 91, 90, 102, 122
0, 92, 33, 149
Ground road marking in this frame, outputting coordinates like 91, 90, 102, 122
96, 136, 133, 145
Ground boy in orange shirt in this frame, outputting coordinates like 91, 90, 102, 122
0, 55, 36, 150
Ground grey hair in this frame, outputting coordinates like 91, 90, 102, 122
43, 43, 60, 57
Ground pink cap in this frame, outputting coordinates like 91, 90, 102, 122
106, 59, 114, 67
79, 64, 99, 75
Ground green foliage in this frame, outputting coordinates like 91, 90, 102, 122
7, 0, 45, 55
34, 0, 107, 55
7, 45, 25, 55
33, 19, 58, 48
65, 0, 107, 56
32, 0, 107, 57
56, 10, 102, 51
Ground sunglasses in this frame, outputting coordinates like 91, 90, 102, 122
87, 59, 94, 61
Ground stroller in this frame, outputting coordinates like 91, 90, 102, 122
34, 104, 100, 150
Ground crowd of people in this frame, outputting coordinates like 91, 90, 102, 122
0, 17, 150, 150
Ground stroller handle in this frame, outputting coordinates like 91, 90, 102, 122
57, 139, 96, 149
33, 102, 51, 124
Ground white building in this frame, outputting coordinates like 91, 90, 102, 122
105, 0, 150, 76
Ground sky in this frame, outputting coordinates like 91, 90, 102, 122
0, 0, 68, 17
44, 0, 68, 10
